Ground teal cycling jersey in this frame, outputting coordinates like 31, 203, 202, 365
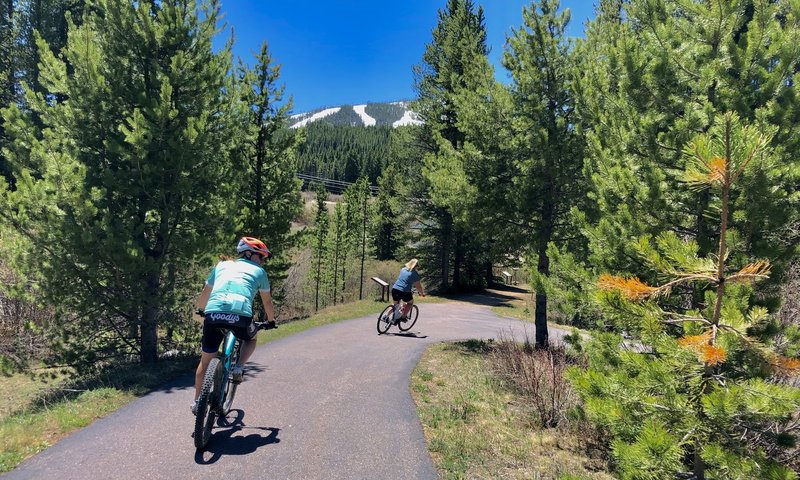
204, 259, 270, 317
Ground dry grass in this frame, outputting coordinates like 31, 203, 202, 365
0, 374, 60, 421
489, 333, 578, 429
412, 341, 612, 480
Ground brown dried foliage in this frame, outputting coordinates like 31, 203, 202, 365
489, 331, 578, 429
597, 274, 657, 300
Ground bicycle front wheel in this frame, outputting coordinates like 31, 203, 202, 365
194, 357, 223, 449
377, 305, 394, 334
221, 350, 241, 415
398, 304, 419, 331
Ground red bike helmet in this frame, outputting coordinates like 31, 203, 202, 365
236, 236, 272, 259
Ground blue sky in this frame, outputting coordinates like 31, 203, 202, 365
218, 1, 595, 113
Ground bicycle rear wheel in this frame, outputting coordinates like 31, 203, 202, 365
398, 304, 419, 331
376, 305, 394, 334
193, 357, 222, 450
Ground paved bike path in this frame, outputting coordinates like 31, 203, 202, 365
4, 302, 566, 480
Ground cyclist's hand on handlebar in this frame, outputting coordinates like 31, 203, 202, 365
256, 320, 278, 331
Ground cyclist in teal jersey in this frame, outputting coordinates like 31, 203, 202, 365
191, 236, 276, 414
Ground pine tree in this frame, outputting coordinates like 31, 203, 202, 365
345, 177, 371, 299
372, 161, 401, 260
570, 114, 800, 479
0, 0, 15, 184
237, 41, 303, 304
0, 0, 241, 367
411, 0, 490, 291
324, 202, 345, 305
502, 0, 587, 347
573, 0, 800, 304
310, 183, 329, 312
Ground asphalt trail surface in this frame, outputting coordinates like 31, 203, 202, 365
5, 301, 565, 480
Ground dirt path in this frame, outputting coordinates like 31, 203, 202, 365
4, 301, 559, 480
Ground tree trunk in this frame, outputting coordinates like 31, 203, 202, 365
140, 270, 161, 364
535, 198, 554, 348
359, 189, 367, 299
315, 252, 322, 312
440, 211, 452, 291
333, 224, 340, 306
453, 232, 463, 289
534, 243, 550, 348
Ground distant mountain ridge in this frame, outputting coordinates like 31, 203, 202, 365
289, 101, 422, 128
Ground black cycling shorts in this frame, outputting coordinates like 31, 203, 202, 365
391, 288, 413, 303
201, 312, 256, 354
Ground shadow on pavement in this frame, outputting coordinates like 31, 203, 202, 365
151, 362, 270, 396
194, 410, 281, 464
441, 284, 531, 308
388, 332, 428, 339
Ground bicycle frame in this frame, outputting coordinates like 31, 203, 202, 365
215, 330, 240, 407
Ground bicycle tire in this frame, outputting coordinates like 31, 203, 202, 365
398, 304, 419, 331
193, 357, 222, 450
376, 305, 394, 334
221, 381, 238, 416
221, 343, 241, 415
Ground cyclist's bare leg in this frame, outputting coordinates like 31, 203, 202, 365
402, 299, 414, 317
194, 351, 217, 400
239, 337, 256, 366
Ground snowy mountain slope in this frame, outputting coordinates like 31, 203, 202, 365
289, 101, 422, 128
352, 105, 376, 126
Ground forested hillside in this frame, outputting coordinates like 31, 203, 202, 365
295, 123, 396, 183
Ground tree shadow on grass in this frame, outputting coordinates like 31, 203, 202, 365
194, 409, 281, 464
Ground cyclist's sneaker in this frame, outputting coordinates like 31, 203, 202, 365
231, 364, 244, 384
190, 400, 198, 416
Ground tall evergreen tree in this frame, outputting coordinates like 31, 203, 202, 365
372, 161, 401, 261
503, 0, 587, 347
411, 0, 489, 291
325, 201, 346, 305
237, 41, 303, 302
0, 0, 15, 184
310, 183, 329, 312
0, 0, 241, 366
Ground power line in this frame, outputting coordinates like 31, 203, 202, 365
296, 173, 379, 195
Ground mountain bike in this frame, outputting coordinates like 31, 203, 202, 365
376, 295, 419, 334
193, 311, 277, 450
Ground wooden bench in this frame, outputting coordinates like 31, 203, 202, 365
501, 271, 513, 285
372, 276, 389, 302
